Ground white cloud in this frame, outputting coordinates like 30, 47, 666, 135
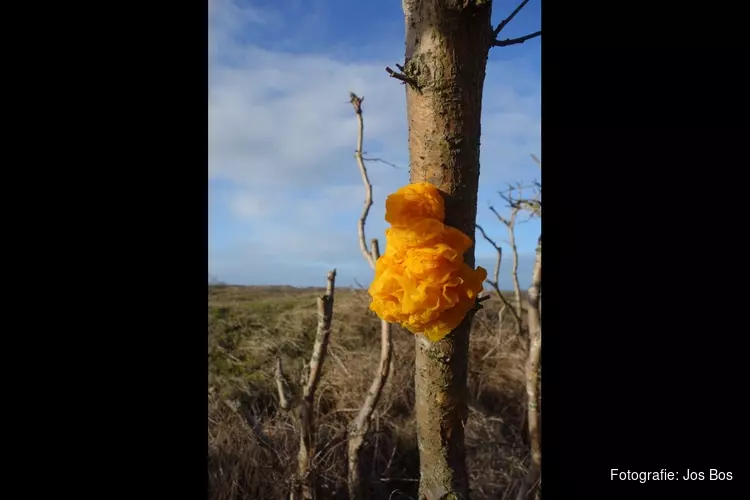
208, 1, 541, 286
229, 194, 271, 218
209, 49, 407, 192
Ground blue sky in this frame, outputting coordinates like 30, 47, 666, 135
209, 0, 541, 290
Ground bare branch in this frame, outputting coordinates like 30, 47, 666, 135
497, 183, 538, 197
497, 181, 542, 218
275, 356, 293, 411
374, 236, 396, 383
493, 0, 531, 37
304, 269, 336, 399
482, 274, 523, 333
348, 316, 393, 499
475, 223, 502, 286
475, 223, 523, 332
385, 66, 420, 89
362, 156, 402, 169
493, 30, 541, 47
346, 92, 394, 500
530, 153, 541, 168
489, 204, 511, 227
491, 1, 541, 49
489, 205, 523, 316
475, 223, 501, 267
349, 93, 376, 270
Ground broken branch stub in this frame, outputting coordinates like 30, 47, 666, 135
275, 356, 293, 411
281, 269, 336, 500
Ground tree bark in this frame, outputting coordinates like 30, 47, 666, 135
516, 237, 541, 500
402, 1, 493, 498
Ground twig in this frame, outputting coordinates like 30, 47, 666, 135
492, 31, 542, 47
328, 347, 352, 378
498, 183, 538, 195
499, 187, 541, 217
484, 277, 522, 329
383, 445, 397, 477
475, 223, 502, 285
488, 205, 523, 318
493, 0, 532, 37
491, 1, 541, 48
480, 155, 541, 345
530, 154, 541, 168
385, 66, 420, 89
480, 304, 507, 361
476, 222, 523, 336
349, 93, 376, 270
363, 156, 402, 169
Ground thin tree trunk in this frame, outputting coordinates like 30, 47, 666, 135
508, 215, 523, 315
346, 95, 395, 499
402, 1, 492, 498
291, 270, 336, 500
348, 241, 393, 500
516, 237, 541, 500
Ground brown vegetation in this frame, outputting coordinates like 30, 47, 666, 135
208, 284, 533, 500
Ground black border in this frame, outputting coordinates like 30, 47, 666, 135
543, 0, 747, 498
65, 1, 210, 497
49, 0, 748, 498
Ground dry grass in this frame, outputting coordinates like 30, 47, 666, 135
208, 285, 532, 500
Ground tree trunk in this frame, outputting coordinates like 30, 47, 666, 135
516, 237, 541, 500
402, 1, 493, 498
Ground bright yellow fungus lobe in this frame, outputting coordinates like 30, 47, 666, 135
368, 182, 488, 342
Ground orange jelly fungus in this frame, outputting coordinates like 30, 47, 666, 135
368, 182, 487, 342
